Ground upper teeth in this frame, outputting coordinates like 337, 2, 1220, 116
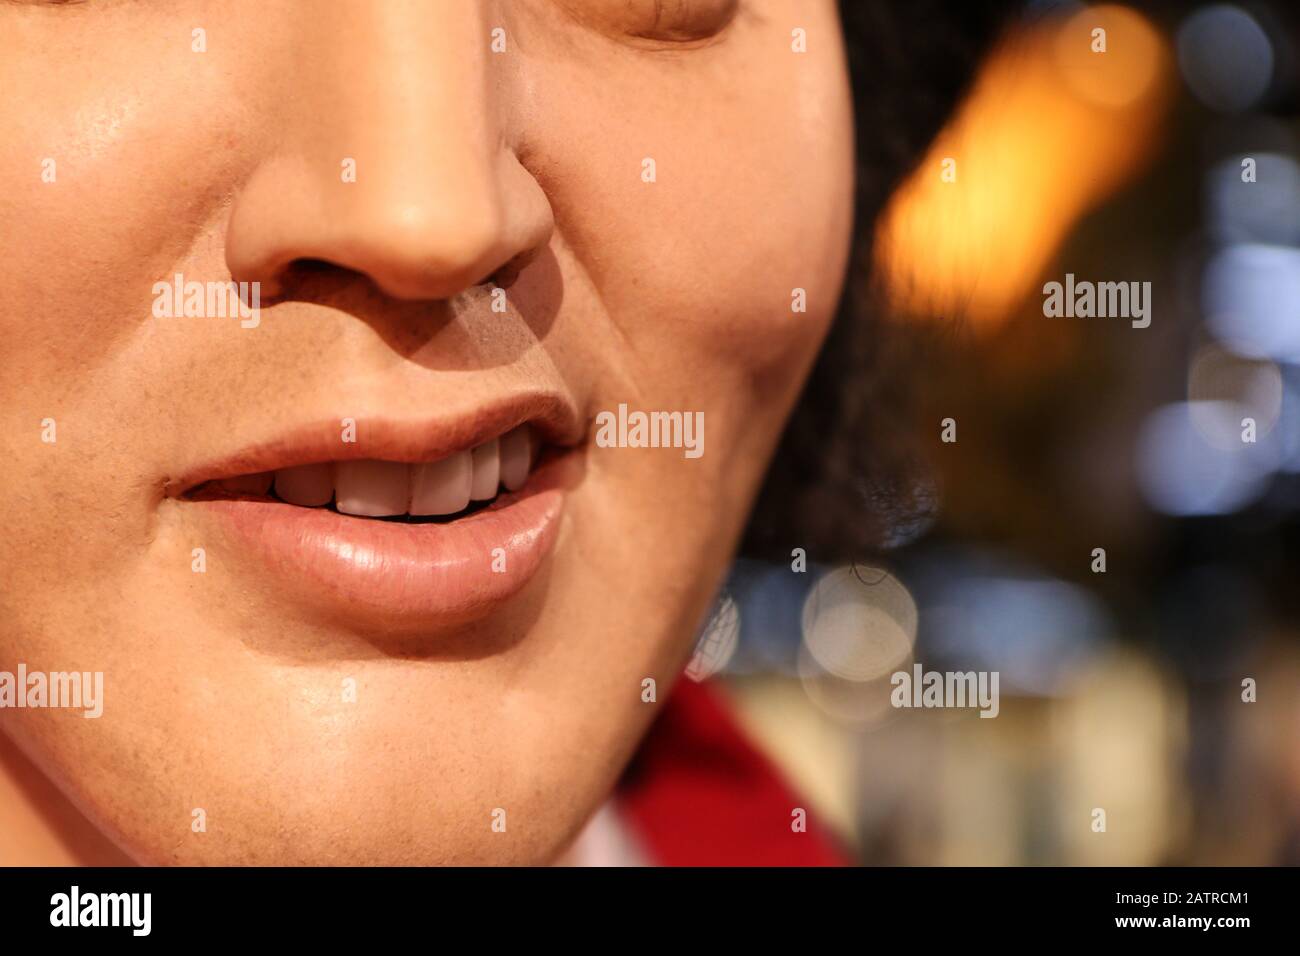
217, 425, 534, 517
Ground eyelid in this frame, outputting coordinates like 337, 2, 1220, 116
630, 0, 741, 42
1, 0, 92, 7
555, 0, 742, 48
11, 0, 743, 47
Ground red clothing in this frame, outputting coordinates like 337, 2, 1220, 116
615, 679, 850, 866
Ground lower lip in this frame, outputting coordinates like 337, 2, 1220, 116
191, 452, 574, 631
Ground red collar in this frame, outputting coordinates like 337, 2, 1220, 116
615, 678, 849, 866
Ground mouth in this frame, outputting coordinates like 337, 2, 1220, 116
185, 423, 543, 522
171, 396, 584, 634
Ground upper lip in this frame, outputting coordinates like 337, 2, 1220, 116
166, 389, 584, 497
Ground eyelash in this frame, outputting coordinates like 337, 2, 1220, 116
8, 0, 743, 51
550, 0, 742, 49
629, 0, 741, 42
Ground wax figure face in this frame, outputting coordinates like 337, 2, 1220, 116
0, 0, 853, 864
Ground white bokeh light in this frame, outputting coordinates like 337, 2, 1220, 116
800, 565, 917, 683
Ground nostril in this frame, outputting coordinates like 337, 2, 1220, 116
486, 260, 522, 290
260, 234, 532, 301
255, 257, 352, 302
285, 258, 353, 285
290, 258, 339, 276
485, 246, 543, 290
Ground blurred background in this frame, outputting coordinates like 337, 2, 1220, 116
697, 0, 1300, 865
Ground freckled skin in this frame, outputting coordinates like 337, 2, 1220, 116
0, 0, 853, 864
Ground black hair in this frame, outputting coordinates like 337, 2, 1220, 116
742, 0, 1019, 561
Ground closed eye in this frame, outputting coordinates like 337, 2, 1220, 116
555, 0, 741, 46
628, 0, 741, 42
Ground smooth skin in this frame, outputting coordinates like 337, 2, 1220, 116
0, 0, 853, 864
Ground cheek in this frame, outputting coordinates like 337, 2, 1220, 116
0, 17, 275, 646
0, 14, 262, 382
526, 30, 855, 380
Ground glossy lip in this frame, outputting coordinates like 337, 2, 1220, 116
194, 451, 576, 633
168, 393, 585, 634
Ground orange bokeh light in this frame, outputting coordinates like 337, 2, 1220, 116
874, 5, 1173, 328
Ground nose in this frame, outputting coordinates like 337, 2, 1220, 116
225, 2, 552, 301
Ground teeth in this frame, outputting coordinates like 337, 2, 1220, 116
220, 472, 272, 496
335, 460, 410, 517
469, 437, 500, 501
246, 427, 537, 517
273, 463, 334, 507
410, 451, 472, 516
499, 426, 531, 492
499, 426, 535, 494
